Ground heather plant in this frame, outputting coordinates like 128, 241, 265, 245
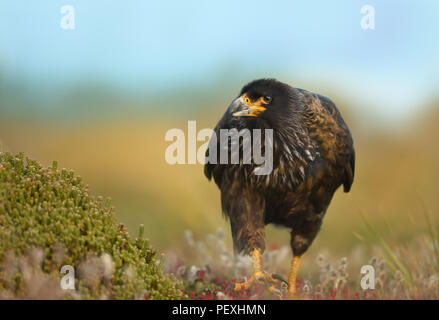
0, 152, 184, 299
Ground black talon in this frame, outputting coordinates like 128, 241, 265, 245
271, 273, 288, 285
257, 276, 269, 285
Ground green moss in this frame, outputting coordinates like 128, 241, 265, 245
0, 152, 184, 299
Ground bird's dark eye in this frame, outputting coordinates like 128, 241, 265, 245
262, 95, 272, 104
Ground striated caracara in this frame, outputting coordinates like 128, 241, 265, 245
204, 78, 355, 297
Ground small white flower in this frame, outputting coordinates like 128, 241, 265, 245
187, 265, 199, 283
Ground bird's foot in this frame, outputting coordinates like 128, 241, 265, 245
233, 271, 287, 292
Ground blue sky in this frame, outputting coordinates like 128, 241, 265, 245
0, 1, 438, 120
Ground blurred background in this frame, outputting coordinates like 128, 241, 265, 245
1, 0, 438, 260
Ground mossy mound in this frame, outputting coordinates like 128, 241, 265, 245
0, 152, 183, 299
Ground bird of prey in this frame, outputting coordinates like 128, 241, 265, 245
204, 79, 355, 297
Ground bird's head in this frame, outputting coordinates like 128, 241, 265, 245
229, 79, 295, 122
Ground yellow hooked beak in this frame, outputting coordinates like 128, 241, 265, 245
232, 93, 267, 117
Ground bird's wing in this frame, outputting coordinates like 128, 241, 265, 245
298, 89, 356, 193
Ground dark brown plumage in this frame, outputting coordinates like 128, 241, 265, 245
204, 78, 355, 294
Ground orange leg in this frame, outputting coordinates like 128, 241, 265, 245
288, 255, 301, 298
